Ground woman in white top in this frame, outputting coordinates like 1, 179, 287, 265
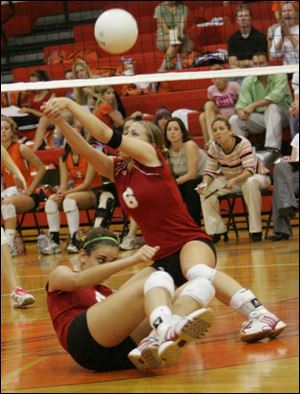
164, 117, 207, 226
270, 1, 299, 65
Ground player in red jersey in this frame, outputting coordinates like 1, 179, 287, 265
42, 98, 286, 368
46, 227, 215, 372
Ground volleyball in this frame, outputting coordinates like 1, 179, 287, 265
94, 9, 138, 54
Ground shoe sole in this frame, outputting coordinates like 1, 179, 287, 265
128, 350, 152, 371
240, 320, 287, 343
158, 308, 215, 365
141, 345, 163, 369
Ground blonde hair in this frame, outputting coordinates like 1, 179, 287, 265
95, 85, 117, 109
72, 59, 95, 105
138, 121, 166, 151
279, 1, 299, 24
1, 116, 18, 141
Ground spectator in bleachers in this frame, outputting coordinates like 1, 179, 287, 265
41, 121, 102, 255
164, 117, 207, 226
154, 106, 172, 133
196, 117, 271, 243
1, 116, 46, 256
199, 65, 240, 149
228, 4, 268, 69
154, 1, 193, 72
267, 2, 282, 50
93, 85, 141, 131
266, 132, 299, 241
270, 1, 299, 65
71, 59, 100, 108
229, 52, 292, 151
20, 69, 55, 151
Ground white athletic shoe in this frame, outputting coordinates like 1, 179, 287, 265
128, 334, 162, 370
119, 235, 138, 250
66, 243, 79, 254
157, 308, 215, 365
41, 242, 61, 255
240, 310, 287, 343
11, 287, 35, 308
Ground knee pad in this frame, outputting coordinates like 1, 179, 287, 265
144, 271, 175, 298
180, 278, 215, 307
45, 199, 59, 214
98, 192, 115, 209
63, 198, 78, 213
187, 264, 216, 283
1, 203, 16, 220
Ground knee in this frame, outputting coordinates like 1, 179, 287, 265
45, 199, 59, 214
242, 176, 260, 191
1, 203, 16, 220
144, 271, 175, 298
63, 198, 78, 213
204, 101, 217, 112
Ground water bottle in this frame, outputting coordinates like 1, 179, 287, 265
37, 231, 49, 253
176, 54, 182, 70
14, 232, 25, 255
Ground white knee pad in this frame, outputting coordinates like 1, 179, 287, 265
144, 271, 175, 298
98, 191, 115, 208
180, 278, 215, 307
187, 264, 216, 283
1, 203, 16, 220
63, 198, 78, 213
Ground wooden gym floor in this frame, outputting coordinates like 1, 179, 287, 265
1, 228, 299, 393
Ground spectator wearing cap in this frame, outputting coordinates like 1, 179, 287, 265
154, 106, 172, 133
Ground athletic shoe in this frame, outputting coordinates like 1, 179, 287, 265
8, 245, 18, 257
240, 310, 287, 343
119, 235, 138, 250
157, 308, 215, 365
41, 242, 61, 255
11, 287, 35, 308
65, 243, 79, 254
128, 334, 162, 370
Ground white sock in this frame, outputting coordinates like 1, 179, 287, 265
65, 208, 79, 238
47, 211, 60, 233
5, 229, 16, 248
230, 288, 268, 318
149, 306, 173, 335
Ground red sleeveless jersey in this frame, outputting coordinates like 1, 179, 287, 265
1, 142, 32, 188
46, 283, 113, 350
113, 149, 210, 260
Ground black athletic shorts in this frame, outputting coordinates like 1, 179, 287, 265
67, 311, 136, 372
151, 238, 217, 287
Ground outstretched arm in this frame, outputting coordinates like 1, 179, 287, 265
42, 98, 160, 167
41, 106, 115, 180
48, 244, 160, 292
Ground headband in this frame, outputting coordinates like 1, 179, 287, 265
83, 236, 119, 249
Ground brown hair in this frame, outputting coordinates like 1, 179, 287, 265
164, 117, 191, 148
137, 120, 166, 151
211, 116, 231, 130
235, 4, 252, 18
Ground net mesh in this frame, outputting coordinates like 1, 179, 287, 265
1, 0, 298, 152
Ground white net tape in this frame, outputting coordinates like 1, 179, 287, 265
1, 64, 299, 92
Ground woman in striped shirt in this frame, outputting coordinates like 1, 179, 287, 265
196, 117, 271, 242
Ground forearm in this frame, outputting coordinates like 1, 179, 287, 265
66, 99, 113, 144
230, 170, 252, 185
74, 255, 142, 289
27, 169, 46, 195
252, 99, 272, 109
